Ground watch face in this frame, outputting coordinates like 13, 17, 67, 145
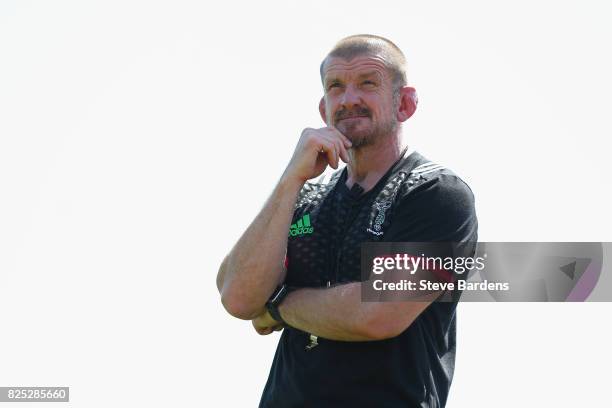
266, 288, 286, 324
269, 285, 287, 305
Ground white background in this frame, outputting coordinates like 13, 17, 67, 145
1, 0, 611, 406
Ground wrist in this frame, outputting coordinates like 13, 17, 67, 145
279, 169, 306, 189
266, 285, 292, 325
277, 297, 289, 325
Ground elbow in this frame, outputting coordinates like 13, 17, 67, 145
216, 255, 229, 294
216, 255, 272, 320
216, 256, 259, 319
220, 289, 263, 320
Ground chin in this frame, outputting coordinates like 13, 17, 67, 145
338, 122, 372, 138
344, 131, 375, 148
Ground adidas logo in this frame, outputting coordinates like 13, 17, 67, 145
289, 214, 314, 237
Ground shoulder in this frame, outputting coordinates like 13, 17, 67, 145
293, 168, 344, 213
400, 169, 476, 214
386, 156, 478, 242
394, 152, 476, 212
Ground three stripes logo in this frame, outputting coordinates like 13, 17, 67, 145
411, 161, 445, 176
289, 214, 314, 237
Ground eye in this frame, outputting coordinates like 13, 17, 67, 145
328, 82, 341, 90
362, 80, 376, 86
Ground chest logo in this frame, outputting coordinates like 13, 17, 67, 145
367, 201, 392, 236
289, 213, 314, 237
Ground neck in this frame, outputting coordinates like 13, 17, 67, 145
345, 132, 405, 192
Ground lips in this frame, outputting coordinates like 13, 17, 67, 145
338, 115, 369, 121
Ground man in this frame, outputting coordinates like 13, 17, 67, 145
216, 34, 478, 407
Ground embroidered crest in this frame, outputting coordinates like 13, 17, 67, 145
367, 200, 392, 236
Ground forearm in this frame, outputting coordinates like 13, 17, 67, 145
279, 283, 385, 341
278, 283, 434, 341
218, 174, 303, 319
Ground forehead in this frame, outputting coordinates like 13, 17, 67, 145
323, 54, 390, 81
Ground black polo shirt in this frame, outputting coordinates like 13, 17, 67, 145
259, 150, 478, 408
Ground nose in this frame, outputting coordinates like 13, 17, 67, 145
340, 84, 362, 108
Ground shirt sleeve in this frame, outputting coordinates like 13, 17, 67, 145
384, 172, 478, 243
382, 172, 478, 299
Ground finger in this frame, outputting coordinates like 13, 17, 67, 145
331, 137, 347, 165
318, 139, 338, 169
320, 135, 341, 168
323, 127, 351, 164
333, 145, 339, 168
257, 327, 273, 335
334, 137, 350, 164
329, 126, 352, 148
322, 134, 348, 165
253, 320, 267, 333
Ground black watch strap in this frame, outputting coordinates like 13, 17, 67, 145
266, 285, 290, 324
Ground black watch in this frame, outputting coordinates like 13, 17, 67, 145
266, 285, 291, 324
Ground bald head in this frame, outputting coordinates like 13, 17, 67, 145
320, 34, 408, 92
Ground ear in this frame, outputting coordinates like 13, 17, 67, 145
319, 97, 328, 125
396, 87, 418, 122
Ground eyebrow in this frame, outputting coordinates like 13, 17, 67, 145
324, 71, 381, 86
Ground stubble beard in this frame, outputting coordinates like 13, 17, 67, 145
332, 93, 400, 149
335, 112, 398, 149
339, 117, 396, 149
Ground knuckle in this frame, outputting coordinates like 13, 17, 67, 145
305, 135, 319, 148
300, 128, 316, 140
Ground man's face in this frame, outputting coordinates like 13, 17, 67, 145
322, 54, 398, 148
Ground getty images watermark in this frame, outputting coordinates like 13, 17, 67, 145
360, 242, 610, 302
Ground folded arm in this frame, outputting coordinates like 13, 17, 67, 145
273, 283, 437, 341
216, 176, 302, 320
216, 127, 352, 320
253, 173, 477, 339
